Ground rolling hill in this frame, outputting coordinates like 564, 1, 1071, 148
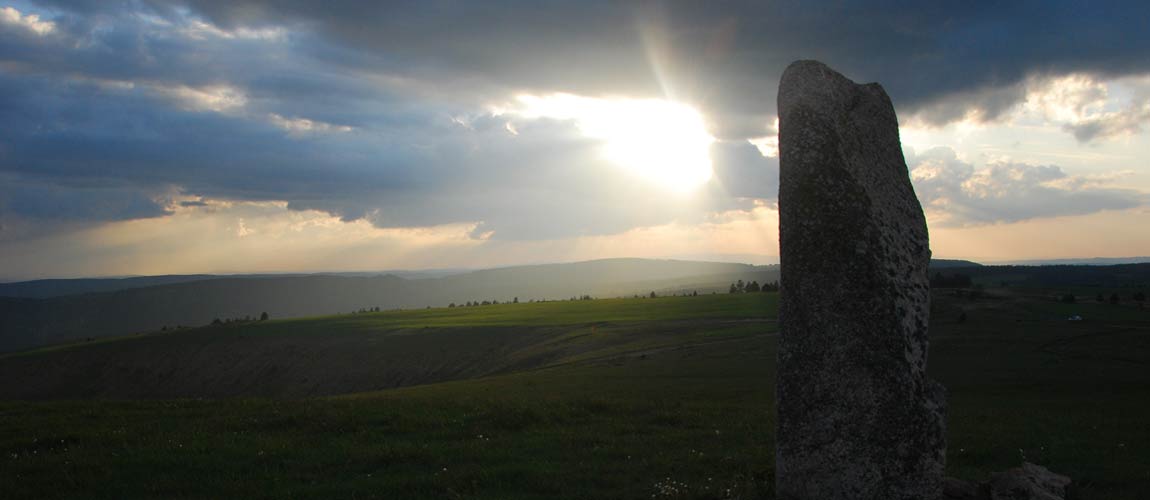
7, 258, 1150, 355
0, 259, 778, 353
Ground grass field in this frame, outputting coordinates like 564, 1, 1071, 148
1, 292, 1148, 499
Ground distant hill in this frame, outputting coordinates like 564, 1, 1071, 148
0, 275, 220, 299
990, 257, 1150, 266
10, 257, 1143, 355
0, 259, 774, 353
929, 259, 982, 268
955, 263, 1150, 288
0, 270, 471, 299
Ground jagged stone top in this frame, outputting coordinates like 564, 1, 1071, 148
778, 60, 892, 124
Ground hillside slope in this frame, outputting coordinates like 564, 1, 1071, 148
0, 294, 776, 399
0, 259, 777, 353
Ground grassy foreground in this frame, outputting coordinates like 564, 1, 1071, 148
2, 292, 1149, 499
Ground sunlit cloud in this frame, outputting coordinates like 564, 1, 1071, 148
150, 83, 248, 113
500, 94, 715, 194
904, 73, 1150, 144
746, 118, 779, 158
29, 199, 489, 278
908, 147, 1147, 227
0, 196, 779, 280
178, 19, 288, 41
0, 6, 55, 36
268, 113, 354, 135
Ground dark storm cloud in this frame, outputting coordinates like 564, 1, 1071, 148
0, 177, 172, 222
2, 0, 1149, 241
156, 0, 1150, 128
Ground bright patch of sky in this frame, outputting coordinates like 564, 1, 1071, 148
500, 94, 715, 194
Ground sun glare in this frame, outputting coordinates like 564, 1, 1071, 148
511, 94, 715, 193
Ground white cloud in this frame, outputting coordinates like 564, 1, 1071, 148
268, 113, 354, 135
1022, 74, 1150, 142
909, 147, 1147, 226
1022, 74, 1110, 123
746, 118, 779, 158
149, 83, 248, 113
179, 19, 287, 41
0, 195, 777, 280
906, 73, 1150, 143
0, 6, 55, 36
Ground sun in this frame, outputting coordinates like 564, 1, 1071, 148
510, 94, 715, 193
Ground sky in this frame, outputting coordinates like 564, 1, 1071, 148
1, 1, 1149, 280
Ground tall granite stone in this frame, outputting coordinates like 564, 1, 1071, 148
775, 60, 946, 499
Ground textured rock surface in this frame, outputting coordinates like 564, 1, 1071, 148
986, 463, 1072, 500
775, 60, 946, 499
941, 477, 981, 500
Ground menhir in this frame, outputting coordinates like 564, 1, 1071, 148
775, 60, 947, 500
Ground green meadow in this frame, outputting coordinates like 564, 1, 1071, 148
1, 292, 1148, 499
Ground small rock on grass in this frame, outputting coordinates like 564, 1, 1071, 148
941, 463, 1073, 500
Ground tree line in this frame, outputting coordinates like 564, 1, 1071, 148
210, 311, 269, 326
729, 279, 779, 293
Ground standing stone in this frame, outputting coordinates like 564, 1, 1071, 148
775, 60, 946, 499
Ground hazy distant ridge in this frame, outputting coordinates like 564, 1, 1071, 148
9, 257, 1145, 355
0, 259, 771, 353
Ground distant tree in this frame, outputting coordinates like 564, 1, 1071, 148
211, 318, 222, 326
448, 303, 456, 308
729, 283, 738, 294
1134, 291, 1146, 305
957, 311, 967, 323
692, 290, 698, 297
747, 281, 761, 293
650, 291, 657, 298
513, 297, 519, 304
736, 280, 745, 292
260, 312, 269, 321
1096, 293, 1106, 303
1110, 293, 1120, 305
493, 299, 501, 305
1060, 294, 1076, 304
